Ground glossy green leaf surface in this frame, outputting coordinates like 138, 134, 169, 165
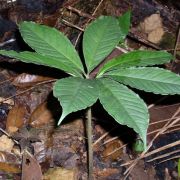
118, 11, 131, 42
19, 22, 84, 77
83, 16, 121, 73
53, 77, 98, 125
0, 50, 82, 75
98, 78, 149, 148
98, 50, 172, 77
106, 67, 180, 95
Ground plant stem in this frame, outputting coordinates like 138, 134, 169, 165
86, 107, 93, 179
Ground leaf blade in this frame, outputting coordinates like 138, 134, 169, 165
98, 78, 149, 148
118, 11, 131, 42
106, 67, 180, 95
83, 16, 122, 73
53, 77, 98, 124
98, 50, 173, 77
19, 22, 84, 77
0, 50, 81, 76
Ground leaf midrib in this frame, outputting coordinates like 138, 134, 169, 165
100, 80, 141, 131
21, 26, 83, 73
109, 73, 180, 86
88, 19, 113, 71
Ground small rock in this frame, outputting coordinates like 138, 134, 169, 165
0, 135, 14, 152
140, 14, 163, 33
148, 27, 164, 43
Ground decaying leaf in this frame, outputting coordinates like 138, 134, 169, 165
22, 150, 43, 180
13, 73, 54, 88
0, 162, 20, 173
6, 105, 27, 134
43, 167, 78, 180
12, 127, 40, 151
0, 97, 14, 106
29, 102, 53, 127
102, 139, 123, 161
0, 135, 14, 153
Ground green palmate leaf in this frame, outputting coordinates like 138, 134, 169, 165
83, 16, 122, 73
53, 77, 98, 125
118, 11, 131, 42
19, 22, 84, 77
0, 50, 82, 75
98, 50, 173, 77
98, 78, 149, 148
106, 67, 180, 95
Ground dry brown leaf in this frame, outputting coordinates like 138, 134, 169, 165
0, 162, 20, 173
6, 105, 27, 134
29, 102, 53, 128
43, 167, 78, 180
0, 135, 14, 153
102, 139, 123, 161
0, 97, 14, 105
94, 168, 119, 178
22, 150, 43, 180
13, 73, 53, 88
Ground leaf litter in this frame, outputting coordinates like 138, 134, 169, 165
0, 0, 179, 179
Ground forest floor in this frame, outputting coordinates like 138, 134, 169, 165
0, 0, 180, 179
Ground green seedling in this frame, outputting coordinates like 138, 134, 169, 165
0, 11, 180, 179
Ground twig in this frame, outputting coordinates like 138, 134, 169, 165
0, 38, 15, 47
121, 139, 180, 167
157, 155, 180, 164
148, 123, 180, 136
0, 77, 14, 86
67, 6, 95, 19
122, 109, 180, 177
146, 149, 180, 162
163, 126, 180, 134
102, 144, 127, 157
0, 128, 19, 144
62, 19, 84, 31
144, 140, 180, 158
93, 126, 118, 147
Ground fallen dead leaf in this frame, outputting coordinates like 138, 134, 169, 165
12, 73, 53, 88
0, 162, 20, 173
0, 135, 14, 153
0, 97, 14, 106
94, 168, 119, 179
22, 150, 43, 180
6, 105, 27, 134
43, 167, 78, 180
102, 139, 123, 161
29, 102, 53, 128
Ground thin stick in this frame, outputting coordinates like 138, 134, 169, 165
0, 128, 19, 144
86, 108, 93, 180
102, 144, 127, 157
144, 140, 180, 158
146, 149, 180, 162
123, 112, 180, 176
0, 38, 16, 47
157, 155, 180, 164
0, 77, 14, 85
67, 6, 95, 19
